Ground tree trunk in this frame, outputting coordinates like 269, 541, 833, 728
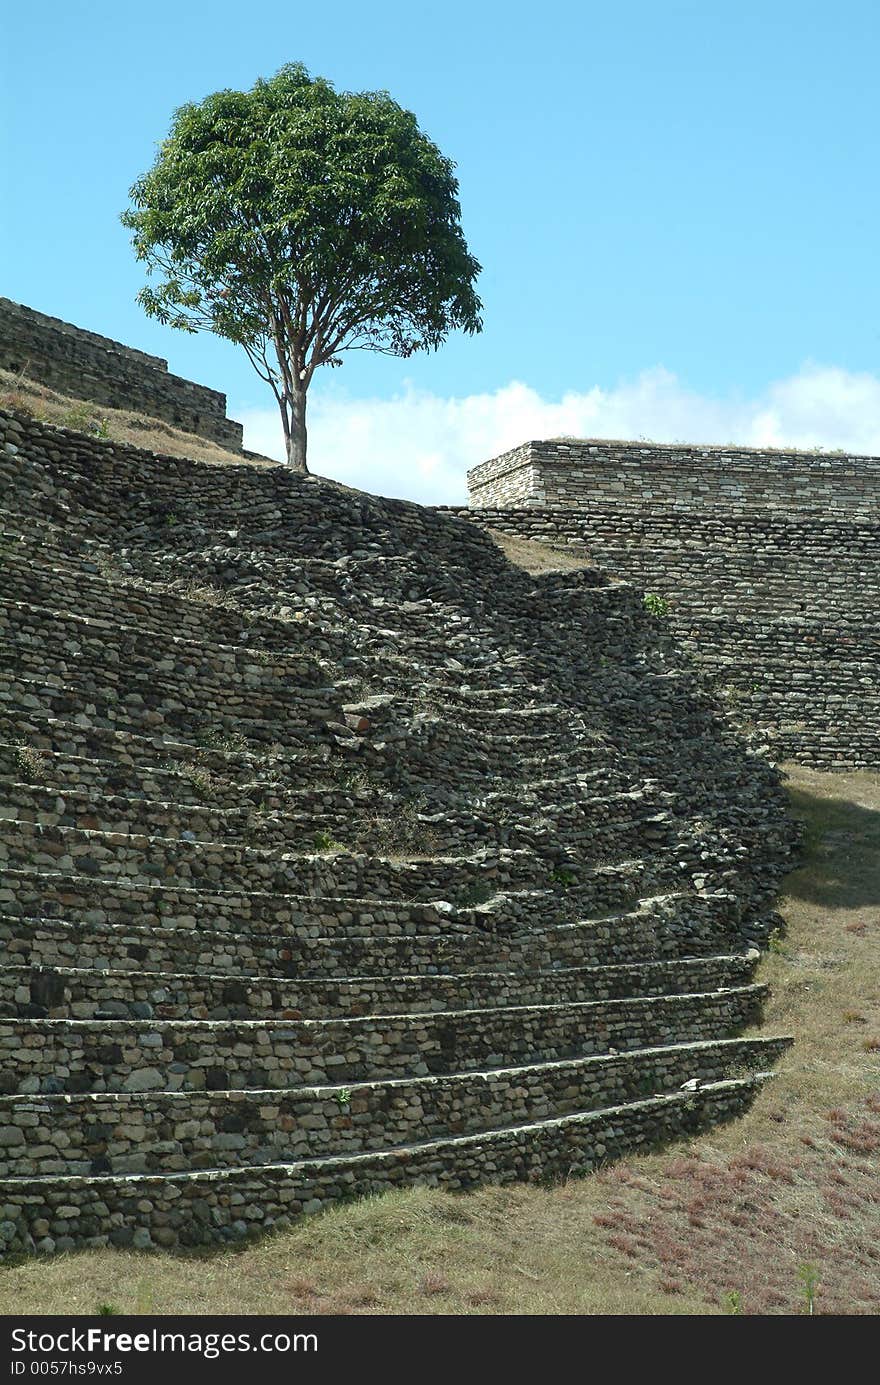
284, 380, 309, 473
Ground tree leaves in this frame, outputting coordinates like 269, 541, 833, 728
121, 63, 483, 467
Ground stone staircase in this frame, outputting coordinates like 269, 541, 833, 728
0, 407, 796, 1255
453, 503, 880, 769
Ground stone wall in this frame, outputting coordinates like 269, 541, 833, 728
468, 438, 880, 512
459, 440, 880, 769
0, 1079, 765, 1253
0, 297, 244, 449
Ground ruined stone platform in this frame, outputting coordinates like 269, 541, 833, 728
0, 408, 796, 1254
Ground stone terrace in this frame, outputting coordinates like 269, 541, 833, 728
0, 408, 796, 1255
458, 438, 880, 769
0, 298, 244, 450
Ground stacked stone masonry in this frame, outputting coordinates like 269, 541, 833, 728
0, 406, 796, 1255
458, 438, 880, 769
0, 298, 244, 449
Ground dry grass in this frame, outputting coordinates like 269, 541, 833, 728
0, 764, 878, 1315
0, 1188, 710, 1317
0, 367, 272, 469
487, 528, 597, 576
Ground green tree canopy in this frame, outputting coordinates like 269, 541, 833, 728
122, 63, 483, 471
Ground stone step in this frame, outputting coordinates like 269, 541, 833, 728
0, 951, 755, 1021
0, 860, 650, 936
0, 1075, 771, 1253
4, 642, 333, 736
0, 985, 767, 1093
3, 562, 507, 653
1, 660, 333, 751
0, 553, 303, 653
5, 598, 598, 738
0, 723, 632, 814
0, 892, 746, 977
0, 745, 635, 816
3, 672, 613, 785
0, 821, 540, 900
0, 546, 548, 697
0, 713, 330, 785
0, 777, 673, 861
0, 1036, 790, 1177
2, 599, 327, 688
3, 568, 576, 725
0, 756, 309, 815
0, 869, 534, 938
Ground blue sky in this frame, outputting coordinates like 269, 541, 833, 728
3, 1, 880, 499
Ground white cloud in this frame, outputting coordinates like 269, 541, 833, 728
235, 363, 880, 505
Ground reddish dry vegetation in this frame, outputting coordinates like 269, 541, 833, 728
575, 763, 880, 1314
584, 1100, 880, 1314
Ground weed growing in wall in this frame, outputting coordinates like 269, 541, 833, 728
313, 828, 347, 853
168, 578, 236, 609
195, 727, 251, 757
177, 761, 221, 800
643, 593, 671, 618
457, 881, 494, 909
15, 744, 47, 783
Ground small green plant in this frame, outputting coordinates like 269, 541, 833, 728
364, 795, 439, 858
313, 828, 346, 853
643, 592, 670, 618
457, 881, 493, 909
723, 1290, 743, 1315
170, 578, 234, 608
96, 1303, 119, 1316
62, 401, 94, 430
798, 1263, 820, 1315
550, 867, 577, 888
340, 770, 371, 795
95, 552, 123, 580
135, 1280, 154, 1314
178, 761, 220, 799
413, 694, 441, 718
767, 926, 789, 956
60, 401, 110, 437
335, 1088, 352, 1107
195, 727, 250, 756
0, 391, 36, 418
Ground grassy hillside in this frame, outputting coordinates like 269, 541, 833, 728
0, 763, 876, 1316
0, 367, 269, 469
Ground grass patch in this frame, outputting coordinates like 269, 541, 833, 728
486, 529, 597, 576
0, 367, 272, 469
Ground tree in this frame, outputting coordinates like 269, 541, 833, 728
122, 63, 482, 472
